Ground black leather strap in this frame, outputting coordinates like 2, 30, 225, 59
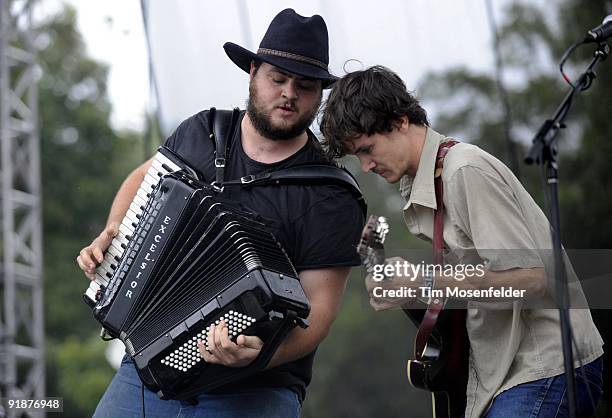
223, 163, 367, 217
208, 107, 240, 190
207, 108, 366, 216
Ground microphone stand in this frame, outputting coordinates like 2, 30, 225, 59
525, 40, 609, 418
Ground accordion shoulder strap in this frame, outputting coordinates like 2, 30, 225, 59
207, 108, 367, 216
208, 107, 241, 189
223, 163, 367, 217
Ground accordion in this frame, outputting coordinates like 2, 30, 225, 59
84, 147, 310, 400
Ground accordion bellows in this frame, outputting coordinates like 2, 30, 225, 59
85, 147, 310, 400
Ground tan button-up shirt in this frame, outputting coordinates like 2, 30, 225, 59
399, 127, 603, 417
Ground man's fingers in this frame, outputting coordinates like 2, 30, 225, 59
213, 322, 223, 348
198, 340, 217, 363
365, 275, 377, 293
219, 322, 233, 350
369, 297, 389, 311
76, 254, 87, 271
92, 246, 105, 264
207, 324, 217, 352
76, 253, 97, 281
77, 248, 97, 273
236, 335, 263, 350
76, 226, 119, 279
93, 228, 116, 254
78, 247, 94, 265
369, 295, 401, 311
200, 323, 261, 367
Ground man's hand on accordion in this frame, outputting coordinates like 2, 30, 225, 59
76, 223, 119, 280
198, 320, 264, 367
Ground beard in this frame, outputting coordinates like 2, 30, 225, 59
246, 81, 321, 141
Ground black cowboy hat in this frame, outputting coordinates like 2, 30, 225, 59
224, 8, 337, 88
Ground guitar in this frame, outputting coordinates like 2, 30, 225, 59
357, 214, 469, 418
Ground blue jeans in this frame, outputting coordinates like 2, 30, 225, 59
485, 356, 603, 418
93, 356, 300, 418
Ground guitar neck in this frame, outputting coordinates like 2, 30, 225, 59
358, 214, 390, 278
363, 246, 385, 275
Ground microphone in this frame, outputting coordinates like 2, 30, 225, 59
583, 15, 612, 43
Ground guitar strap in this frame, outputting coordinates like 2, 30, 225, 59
433, 141, 459, 263
414, 140, 459, 360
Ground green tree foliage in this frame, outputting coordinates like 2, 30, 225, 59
419, 1, 612, 244
36, 5, 144, 416
47, 335, 116, 414
555, 2, 612, 248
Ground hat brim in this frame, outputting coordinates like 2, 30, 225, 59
224, 42, 338, 88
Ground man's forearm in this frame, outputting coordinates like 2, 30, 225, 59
433, 267, 547, 300
105, 160, 151, 227
265, 267, 350, 369
367, 258, 548, 310
265, 302, 333, 369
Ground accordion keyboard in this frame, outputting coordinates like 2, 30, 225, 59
84, 149, 185, 306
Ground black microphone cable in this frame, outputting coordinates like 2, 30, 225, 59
561, 15, 612, 88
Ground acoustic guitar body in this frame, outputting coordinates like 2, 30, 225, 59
406, 309, 469, 418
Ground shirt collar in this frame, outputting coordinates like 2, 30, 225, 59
399, 127, 447, 210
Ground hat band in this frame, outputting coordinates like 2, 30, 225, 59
257, 48, 328, 71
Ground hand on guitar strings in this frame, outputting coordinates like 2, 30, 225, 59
365, 256, 423, 311
198, 320, 264, 367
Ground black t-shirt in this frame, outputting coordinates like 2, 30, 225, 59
163, 110, 364, 400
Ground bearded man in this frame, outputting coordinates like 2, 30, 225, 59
77, 9, 364, 417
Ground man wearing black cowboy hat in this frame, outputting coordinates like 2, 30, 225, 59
79, 8, 365, 418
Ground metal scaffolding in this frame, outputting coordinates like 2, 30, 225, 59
0, 0, 44, 416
